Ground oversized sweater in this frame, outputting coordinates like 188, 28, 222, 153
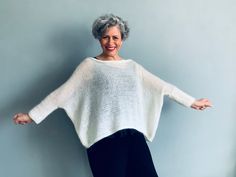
28, 57, 195, 148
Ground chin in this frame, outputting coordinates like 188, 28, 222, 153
104, 51, 117, 57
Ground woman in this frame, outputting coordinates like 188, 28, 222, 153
13, 14, 212, 177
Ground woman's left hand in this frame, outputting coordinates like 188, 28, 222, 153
191, 98, 212, 110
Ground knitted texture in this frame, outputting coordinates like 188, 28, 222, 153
29, 57, 195, 148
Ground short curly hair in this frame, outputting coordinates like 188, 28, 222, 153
92, 14, 130, 41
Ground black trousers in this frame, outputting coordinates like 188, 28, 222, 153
86, 129, 159, 177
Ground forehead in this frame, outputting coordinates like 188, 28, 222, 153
103, 26, 121, 35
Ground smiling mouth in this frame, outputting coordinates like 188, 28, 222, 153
105, 46, 116, 51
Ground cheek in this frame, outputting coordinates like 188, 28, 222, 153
99, 38, 106, 44
100, 41, 107, 49
117, 41, 122, 48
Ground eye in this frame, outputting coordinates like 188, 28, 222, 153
102, 36, 108, 39
113, 36, 119, 40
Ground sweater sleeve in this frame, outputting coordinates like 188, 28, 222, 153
28, 59, 88, 124
139, 64, 195, 107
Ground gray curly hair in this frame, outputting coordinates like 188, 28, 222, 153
92, 14, 130, 40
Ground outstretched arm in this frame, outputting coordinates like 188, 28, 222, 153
138, 63, 213, 110
12, 58, 89, 125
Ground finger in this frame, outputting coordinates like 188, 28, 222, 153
24, 120, 29, 124
194, 105, 201, 110
13, 115, 20, 119
19, 121, 25, 125
205, 100, 212, 106
191, 105, 197, 109
208, 101, 213, 107
16, 119, 23, 124
205, 101, 212, 107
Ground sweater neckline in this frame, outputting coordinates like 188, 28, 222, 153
89, 57, 132, 63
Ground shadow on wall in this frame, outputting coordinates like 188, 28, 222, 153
0, 25, 94, 177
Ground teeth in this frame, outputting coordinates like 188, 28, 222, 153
106, 47, 115, 50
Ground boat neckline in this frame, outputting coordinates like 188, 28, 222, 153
89, 57, 132, 63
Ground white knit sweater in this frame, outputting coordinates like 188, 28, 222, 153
28, 57, 195, 148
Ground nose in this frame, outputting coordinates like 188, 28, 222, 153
107, 37, 114, 44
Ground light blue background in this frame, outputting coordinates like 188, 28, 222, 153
0, 0, 235, 177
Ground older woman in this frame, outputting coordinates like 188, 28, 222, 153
13, 14, 212, 177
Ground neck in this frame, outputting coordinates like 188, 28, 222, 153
96, 54, 123, 61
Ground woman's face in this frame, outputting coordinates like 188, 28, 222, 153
99, 25, 123, 58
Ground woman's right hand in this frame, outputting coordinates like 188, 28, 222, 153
13, 113, 33, 125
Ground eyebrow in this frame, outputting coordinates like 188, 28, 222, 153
103, 34, 120, 37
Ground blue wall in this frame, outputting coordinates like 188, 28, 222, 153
1, 0, 235, 177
